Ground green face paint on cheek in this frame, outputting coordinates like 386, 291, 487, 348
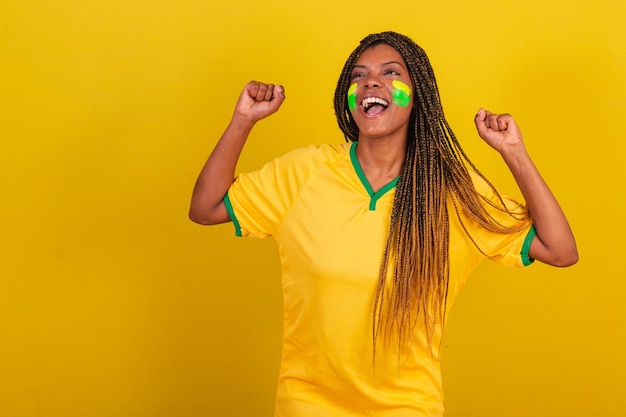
392, 80, 412, 107
347, 83, 357, 111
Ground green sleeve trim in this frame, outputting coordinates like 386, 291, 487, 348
521, 225, 536, 266
223, 192, 242, 237
350, 141, 400, 211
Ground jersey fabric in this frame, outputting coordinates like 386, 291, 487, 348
224, 142, 534, 417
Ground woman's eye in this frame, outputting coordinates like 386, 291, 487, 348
384, 69, 399, 76
351, 73, 364, 80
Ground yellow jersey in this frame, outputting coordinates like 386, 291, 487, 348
224, 141, 534, 417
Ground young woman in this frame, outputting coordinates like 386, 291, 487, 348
190, 31, 577, 417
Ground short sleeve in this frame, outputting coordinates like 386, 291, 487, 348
224, 145, 328, 238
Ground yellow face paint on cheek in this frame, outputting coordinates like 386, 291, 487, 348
392, 80, 412, 107
347, 83, 358, 111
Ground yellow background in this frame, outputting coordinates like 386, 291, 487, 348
1, 0, 625, 416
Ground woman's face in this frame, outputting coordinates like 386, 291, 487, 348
348, 43, 413, 142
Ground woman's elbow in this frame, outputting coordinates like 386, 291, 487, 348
532, 239, 579, 267
189, 211, 212, 225
547, 247, 579, 267
188, 203, 230, 226
558, 250, 579, 267
189, 208, 218, 225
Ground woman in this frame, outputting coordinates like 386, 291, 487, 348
189, 31, 577, 417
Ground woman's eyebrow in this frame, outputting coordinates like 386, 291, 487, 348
352, 61, 405, 69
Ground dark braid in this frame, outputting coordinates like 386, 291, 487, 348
333, 32, 531, 360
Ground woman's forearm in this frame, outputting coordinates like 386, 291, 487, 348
501, 146, 578, 267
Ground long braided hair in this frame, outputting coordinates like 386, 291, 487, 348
333, 31, 531, 358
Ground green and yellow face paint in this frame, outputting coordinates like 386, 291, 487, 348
347, 83, 358, 111
348, 80, 411, 112
391, 80, 412, 107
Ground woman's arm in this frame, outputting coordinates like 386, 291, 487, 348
474, 108, 578, 267
189, 81, 285, 225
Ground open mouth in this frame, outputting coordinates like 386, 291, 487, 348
362, 97, 389, 115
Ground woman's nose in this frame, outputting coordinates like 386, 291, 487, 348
364, 75, 382, 88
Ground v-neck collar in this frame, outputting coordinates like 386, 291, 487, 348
349, 141, 400, 211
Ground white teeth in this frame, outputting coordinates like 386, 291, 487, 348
361, 97, 389, 108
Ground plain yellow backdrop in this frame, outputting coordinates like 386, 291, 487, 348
1, 0, 625, 416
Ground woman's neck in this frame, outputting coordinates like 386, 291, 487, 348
355, 136, 407, 192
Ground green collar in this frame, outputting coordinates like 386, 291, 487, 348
349, 141, 400, 211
